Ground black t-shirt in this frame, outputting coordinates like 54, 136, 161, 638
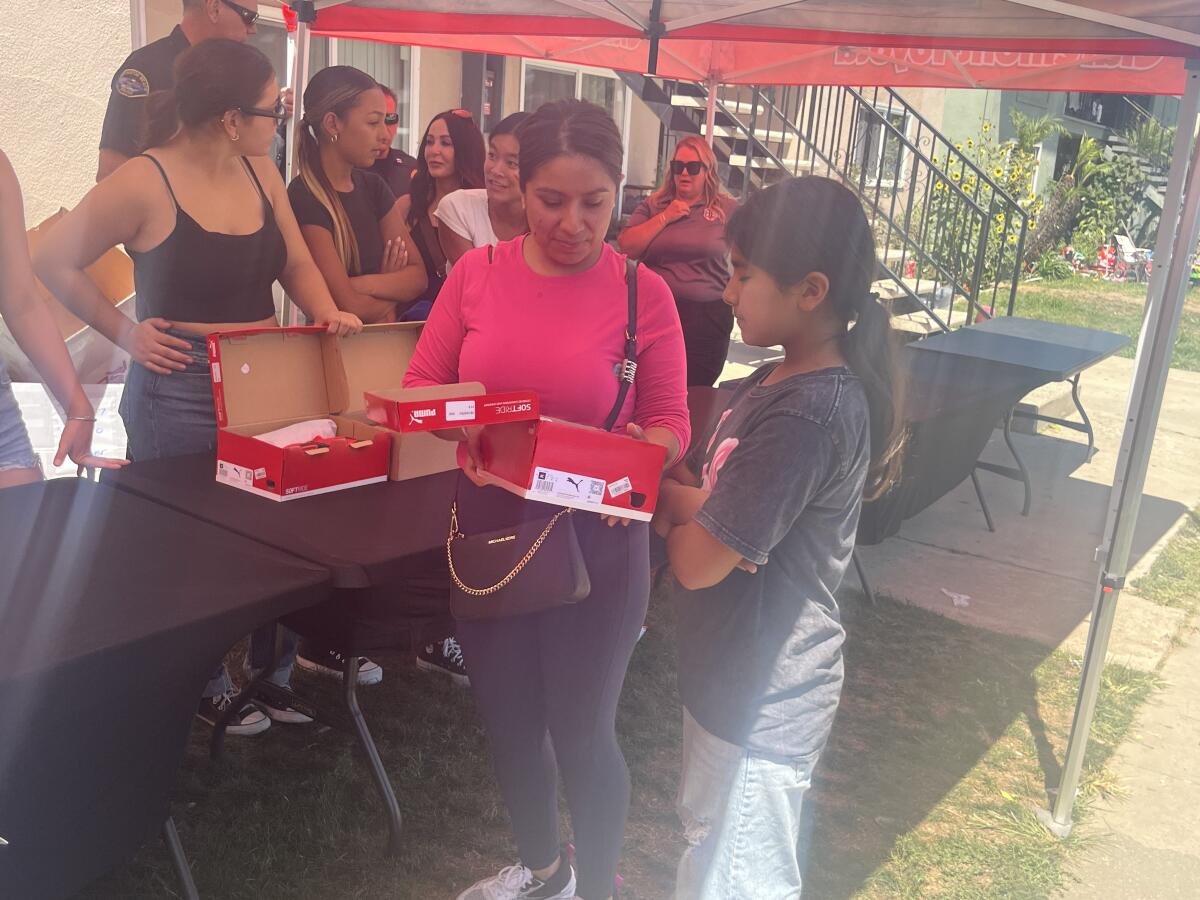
367, 149, 418, 199
100, 26, 190, 157
288, 169, 397, 276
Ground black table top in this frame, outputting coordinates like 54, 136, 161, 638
0, 477, 330, 683
910, 316, 1129, 380
103, 454, 459, 589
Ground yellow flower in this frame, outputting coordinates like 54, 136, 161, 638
967, 138, 974, 149
955, 143, 963, 151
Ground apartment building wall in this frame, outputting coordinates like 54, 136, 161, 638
1, 0, 130, 224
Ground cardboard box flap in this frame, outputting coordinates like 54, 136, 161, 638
213, 329, 331, 428
330, 323, 424, 414
26, 210, 134, 342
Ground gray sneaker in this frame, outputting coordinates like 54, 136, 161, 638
455, 862, 576, 900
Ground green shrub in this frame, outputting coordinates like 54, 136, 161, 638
1034, 250, 1073, 281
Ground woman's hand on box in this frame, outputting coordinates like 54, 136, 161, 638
121, 318, 192, 375
462, 425, 488, 487
317, 309, 363, 337
603, 423, 650, 527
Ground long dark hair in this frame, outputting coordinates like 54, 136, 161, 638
298, 65, 380, 275
517, 99, 622, 190
726, 176, 906, 498
408, 109, 485, 226
142, 39, 274, 151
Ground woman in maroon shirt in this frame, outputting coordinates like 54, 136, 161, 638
618, 136, 739, 387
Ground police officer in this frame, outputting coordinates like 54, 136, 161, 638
366, 83, 418, 199
97, 0, 260, 181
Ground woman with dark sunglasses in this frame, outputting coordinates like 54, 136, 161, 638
618, 136, 739, 387
290, 65, 427, 325
396, 109, 486, 321
35, 39, 361, 737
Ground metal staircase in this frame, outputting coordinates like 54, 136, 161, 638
621, 76, 1029, 332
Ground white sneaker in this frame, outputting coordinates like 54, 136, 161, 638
455, 862, 576, 900
295, 649, 384, 685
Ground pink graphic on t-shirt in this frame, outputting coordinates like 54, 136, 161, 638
702, 437, 739, 491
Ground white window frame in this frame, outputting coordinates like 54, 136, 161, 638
519, 59, 631, 191
861, 104, 912, 190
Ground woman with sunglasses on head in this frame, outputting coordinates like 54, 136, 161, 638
435, 111, 530, 268
618, 136, 738, 388
397, 108, 485, 321
35, 39, 361, 737
290, 66, 426, 325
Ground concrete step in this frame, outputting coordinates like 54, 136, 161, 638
1011, 379, 1077, 436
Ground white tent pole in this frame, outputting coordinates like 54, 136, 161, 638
1040, 60, 1200, 838
282, 6, 314, 327
704, 74, 718, 146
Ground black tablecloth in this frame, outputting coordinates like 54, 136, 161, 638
856, 346, 1045, 545
0, 478, 330, 900
102, 455, 458, 652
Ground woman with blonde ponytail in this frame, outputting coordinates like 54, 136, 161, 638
289, 66, 426, 324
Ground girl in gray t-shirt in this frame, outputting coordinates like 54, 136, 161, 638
654, 176, 907, 899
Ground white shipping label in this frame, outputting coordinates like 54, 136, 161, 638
211, 362, 222, 383
532, 467, 605, 506
608, 476, 633, 499
216, 460, 254, 486
445, 399, 477, 422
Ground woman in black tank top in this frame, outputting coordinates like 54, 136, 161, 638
35, 40, 363, 737
290, 65, 427, 324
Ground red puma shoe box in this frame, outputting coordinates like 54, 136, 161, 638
207, 324, 457, 500
477, 417, 667, 521
363, 387, 538, 433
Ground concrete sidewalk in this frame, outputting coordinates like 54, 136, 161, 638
1059, 621, 1200, 899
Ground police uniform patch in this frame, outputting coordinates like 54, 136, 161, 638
116, 69, 150, 99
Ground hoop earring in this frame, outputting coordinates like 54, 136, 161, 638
231, 133, 240, 143
332, 133, 339, 143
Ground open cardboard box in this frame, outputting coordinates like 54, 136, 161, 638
479, 417, 668, 521
208, 323, 458, 500
0, 210, 135, 384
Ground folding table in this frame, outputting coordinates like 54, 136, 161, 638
103, 453, 459, 855
0, 478, 329, 900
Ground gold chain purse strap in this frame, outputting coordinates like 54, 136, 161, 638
446, 501, 574, 596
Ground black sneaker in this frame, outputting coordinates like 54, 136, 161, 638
195, 691, 270, 736
416, 636, 469, 685
295, 649, 384, 685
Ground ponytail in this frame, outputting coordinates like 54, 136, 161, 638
726, 176, 906, 499
298, 117, 361, 274
142, 88, 180, 151
842, 293, 905, 499
298, 65, 380, 275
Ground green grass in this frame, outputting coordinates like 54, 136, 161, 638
74, 501, 1200, 899
1133, 507, 1200, 614
1011, 276, 1200, 372
76, 574, 1172, 900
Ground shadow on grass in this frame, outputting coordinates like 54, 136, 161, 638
73, 581, 1113, 900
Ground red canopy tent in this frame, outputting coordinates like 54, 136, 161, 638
283, 0, 1200, 838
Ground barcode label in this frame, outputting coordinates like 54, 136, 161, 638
532, 467, 605, 505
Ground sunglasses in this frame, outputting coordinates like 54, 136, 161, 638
384, 113, 400, 126
239, 98, 286, 121
448, 108, 473, 120
220, 0, 258, 27
671, 160, 706, 176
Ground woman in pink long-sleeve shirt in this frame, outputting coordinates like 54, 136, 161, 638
405, 100, 688, 900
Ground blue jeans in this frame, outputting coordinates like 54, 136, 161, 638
119, 331, 299, 696
0, 358, 39, 476
675, 710, 822, 900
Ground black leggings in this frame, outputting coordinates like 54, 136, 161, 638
457, 502, 650, 900
677, 296, 735, 388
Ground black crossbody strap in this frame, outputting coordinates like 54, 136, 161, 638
602, 258, 639, 432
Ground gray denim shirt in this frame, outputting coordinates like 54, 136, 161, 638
675, 363, 870, 758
